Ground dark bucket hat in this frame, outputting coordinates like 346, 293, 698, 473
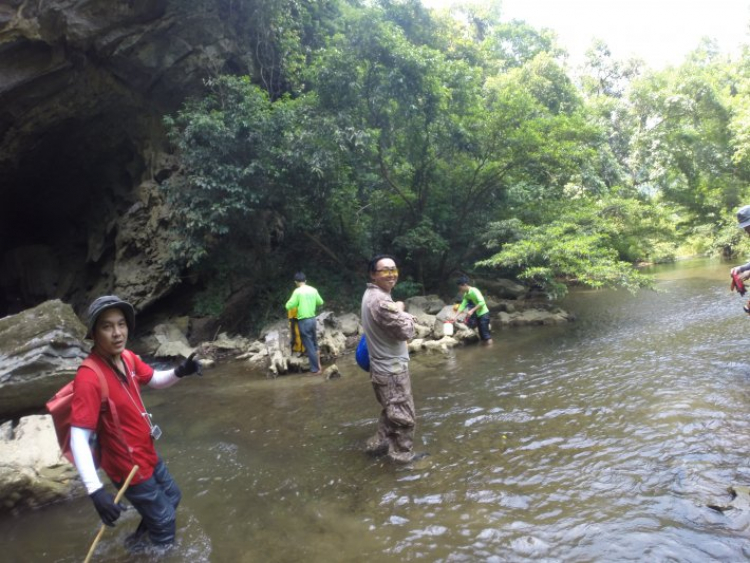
738, 205, 750, 229
85, 295, 135, 339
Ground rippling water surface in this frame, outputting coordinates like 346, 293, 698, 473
5, 258, 750, 562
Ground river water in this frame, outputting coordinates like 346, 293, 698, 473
4, 258, 750, 562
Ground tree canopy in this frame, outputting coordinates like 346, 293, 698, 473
160, 0, 750, 325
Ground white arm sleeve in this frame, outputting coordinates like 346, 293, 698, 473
70, 426, 103, 494
148, 369, 180, 389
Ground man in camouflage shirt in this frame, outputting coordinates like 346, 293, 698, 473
361, 254, 419, 463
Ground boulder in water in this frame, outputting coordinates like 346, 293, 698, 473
708, 485, 750, 513
0, 415, 82, 510
0, 300, 88, 418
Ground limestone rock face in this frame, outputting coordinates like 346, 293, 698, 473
265, 328, 289, 377
405, 295, 446, 316
432, 305, 457, 339
150, 320, 194, 359
112, 181, 182, 311
0, 0, 254, 316
480, 278, 529, 300
496, 307, 573, 326
0, 415, 83, 511
0, 300, 88, 418
336, 313, 361, 337
317, 312, 348, 357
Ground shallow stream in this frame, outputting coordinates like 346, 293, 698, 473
4, 258, 750, 562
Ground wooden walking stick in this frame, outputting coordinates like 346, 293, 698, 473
83, 465, 139, 563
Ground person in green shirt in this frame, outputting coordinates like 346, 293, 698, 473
285, 272, 324, 373
453, 276, 492, 344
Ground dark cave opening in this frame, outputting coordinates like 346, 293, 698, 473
0, 111, 147, 317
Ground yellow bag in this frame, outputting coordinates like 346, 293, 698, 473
288, 308, 305, 354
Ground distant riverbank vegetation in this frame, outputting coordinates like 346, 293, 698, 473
161, 0, 750, 319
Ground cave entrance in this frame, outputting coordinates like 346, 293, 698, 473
0, 111, 147, 316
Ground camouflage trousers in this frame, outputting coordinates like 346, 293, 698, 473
368, 367, 416, 463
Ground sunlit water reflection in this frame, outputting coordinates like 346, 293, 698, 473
4, 258, 750, 562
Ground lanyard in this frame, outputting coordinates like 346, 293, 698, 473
98, 352, 159, 438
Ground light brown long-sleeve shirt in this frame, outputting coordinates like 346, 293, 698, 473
360, 283, 415, 375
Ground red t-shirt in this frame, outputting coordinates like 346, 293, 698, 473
71, 350, 158, 485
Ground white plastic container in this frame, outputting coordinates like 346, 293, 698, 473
443, 321, 454, 336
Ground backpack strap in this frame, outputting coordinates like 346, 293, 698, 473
81, 357, 109, 411
80, 355, 134, 467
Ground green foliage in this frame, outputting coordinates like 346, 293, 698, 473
392, 279, 424, 301
162, 74, 371, 327
595, 198, 679, 263
479, 197, 672, 297
158, 0, 750, 327
627, 56, 749, 221
393, 219, 449, 260
690, 212, 747, 259
163, 77, 292, 267
193, 278, 232, 317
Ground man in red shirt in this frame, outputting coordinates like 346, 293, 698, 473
70, 295, 201, 552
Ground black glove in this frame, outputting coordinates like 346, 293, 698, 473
90, 487, 126, 527
174, 352, 202, 377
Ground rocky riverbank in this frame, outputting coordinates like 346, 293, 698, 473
0, 284, 573, 513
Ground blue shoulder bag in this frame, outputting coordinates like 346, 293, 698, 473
355, 335, 370, 372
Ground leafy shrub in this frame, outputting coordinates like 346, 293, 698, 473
392, 279, 424, 301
